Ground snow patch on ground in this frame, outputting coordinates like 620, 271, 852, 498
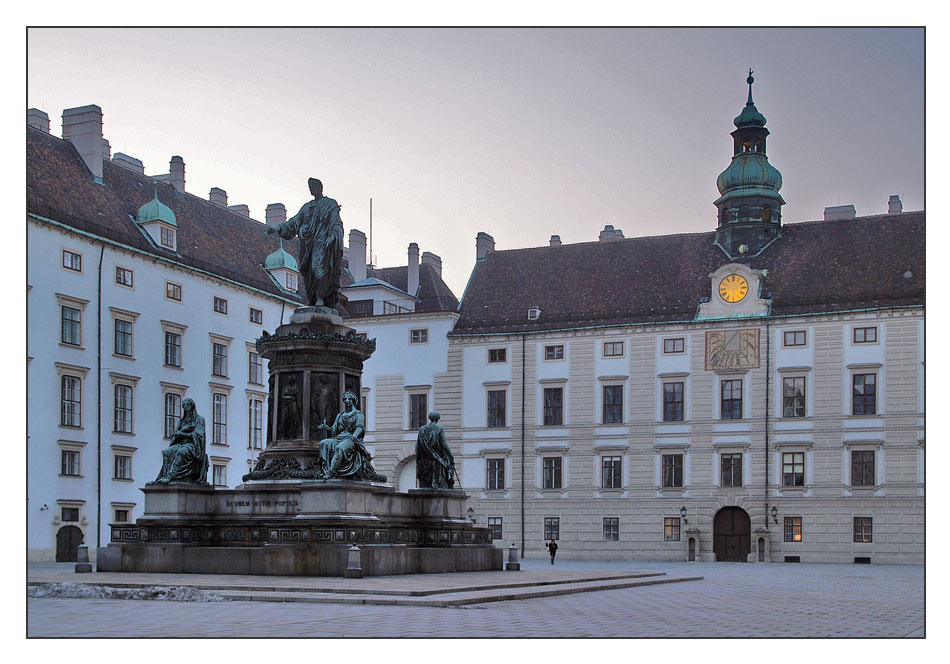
28, 582, 226, 602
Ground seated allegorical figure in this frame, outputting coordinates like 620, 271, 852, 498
154, 398, 210, 484
317, 390, 386, 482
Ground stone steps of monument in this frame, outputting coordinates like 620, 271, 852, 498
209, 573, 704, 606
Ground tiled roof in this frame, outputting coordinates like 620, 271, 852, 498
27, 127, 304, 302
452, 212, 924, 335
340, 264, 459, 314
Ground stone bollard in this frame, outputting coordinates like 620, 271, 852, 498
344, 544, 364, 578
505, 542, 521, 571
74, 544, 92, 573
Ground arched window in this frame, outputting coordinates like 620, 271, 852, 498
753, 136, 762, 153
739, 204, 749, 221
762, 204, 771, 222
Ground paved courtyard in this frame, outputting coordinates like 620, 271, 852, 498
27, 558, 924, 638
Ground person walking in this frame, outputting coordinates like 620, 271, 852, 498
547, 539, 558, 565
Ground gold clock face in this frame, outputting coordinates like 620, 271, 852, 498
719, 274, 749, 303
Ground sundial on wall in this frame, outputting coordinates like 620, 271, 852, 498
705, 329, 760, 370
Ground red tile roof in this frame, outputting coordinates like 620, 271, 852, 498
452, 212, 924, 335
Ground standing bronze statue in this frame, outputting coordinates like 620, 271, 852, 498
265, 178, 343, 309
317, 391, 386, 482
415, 411, 457, 489
154, 398, 209, 484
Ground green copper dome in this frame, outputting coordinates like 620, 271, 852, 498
264, 243, 299, 272
733, 70, 767, 127
136, 181, 177, 227
716, 153, 783, 195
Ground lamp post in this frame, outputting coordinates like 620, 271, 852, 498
771, 506, 778, 524
680, 505, 688, 524
467, 507, 475, 524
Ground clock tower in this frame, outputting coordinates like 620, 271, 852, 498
713, 70, 785, 258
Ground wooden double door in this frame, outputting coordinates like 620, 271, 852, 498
56, 525, 82, 562
713, 507, 751, 562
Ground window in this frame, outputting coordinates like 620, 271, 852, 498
61, 507, 80, 522
248, 352, 263, 385
601, 456, 622, 489
285, 273, 298, 291
721, 453, 743, 487
249, 398, 263, 449
544, 345, 564, 360
115, 266, 133, 287
783, 376, 805, 417
61, 450, 80, 476
213, 296, 228, 315
663, 382, 684, 422
164, 331, 182, 367
61, 306, 81, 346
782, 452, 805, 487
212, 343, 228, 377
784, 517, 803, 542
527, 307, 540, 321
487, 517, 503, 540
488, 348, 507, 363
544, 517, 560, 541
662, 454, 683, 488
166, 281, 182, 301
602, 385, 623, 424
114, 319, 133, 356
543, 387, 563, 425
409, 393, 428, 430
160, 226, 176, 249
603, 517, 619, 541
114, 455, 132, 480
852, 374, 876, 415
487, 390, 506, 428
783, 330, 807, 347
664, 517, 681, 541
212, 463, 227, 487
663, 337, 685, 354
851, 450, 876, 486
164, 393, 181, 438
853, 326, 877, 344
853, 517, 873, 543
114, 509, 130, 523
114, 385, 133, 433
603, 341, 624, 357
542, 457, 562, 489
409, 328, 429, 344
212, 393, 228, 444
61, 375, 81, 427
249, 307, 263, 324
721, 379, 742, 419
487, 458, 505, 490
62, 249, 82, 271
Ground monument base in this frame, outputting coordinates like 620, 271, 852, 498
98, 482, 502, 577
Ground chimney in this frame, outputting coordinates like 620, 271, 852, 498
407, 243, 420, 297
169, 156, 185, 193
112, 153, 145, 173
228, 204, 250, 217
476, 232, 495, 261
265, 203, 287, 227
421, 251, 442, 277
62, 104, 105, 181
599, 225, 623, 242
888, 195, 903, 215
209, 187, 228, 207
549, 234, 562, 247
823, 205, 856, 221
27, 108, 50, 133
349, 229, 367, 282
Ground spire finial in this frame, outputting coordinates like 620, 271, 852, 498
746, 68, 755, 106
152, 178, 159, 199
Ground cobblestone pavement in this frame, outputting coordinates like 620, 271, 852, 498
27, 559, 924, 638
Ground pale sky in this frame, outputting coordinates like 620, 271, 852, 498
27, 27, 924, 298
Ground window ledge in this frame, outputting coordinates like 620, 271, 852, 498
58, 343, 85, 351
59, 474, 83, 479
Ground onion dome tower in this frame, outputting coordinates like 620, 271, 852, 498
714, 70, 785, 258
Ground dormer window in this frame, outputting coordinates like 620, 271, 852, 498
286, 273, 298, 291
160, 226, 176, 250
528, 307, 541, 321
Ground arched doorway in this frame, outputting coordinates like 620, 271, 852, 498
56, 525, 83, 562
713, 507, 751, 562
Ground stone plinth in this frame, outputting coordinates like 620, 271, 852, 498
98, 483, 502, 576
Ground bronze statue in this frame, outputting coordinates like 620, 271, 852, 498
317, 391, 385, 481
154, 398, 209, 484
415, 411, 457, 489
277, 374, 301, 440
265, 178, 343, 309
